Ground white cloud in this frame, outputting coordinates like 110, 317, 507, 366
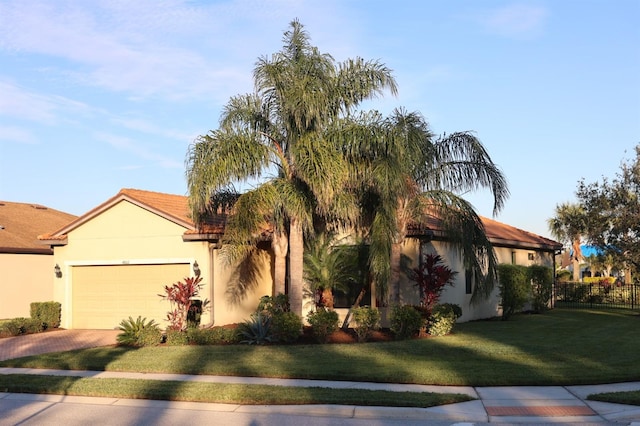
95, 132, 183, 169
479, 3, 549, 38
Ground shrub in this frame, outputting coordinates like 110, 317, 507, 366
165, 329, 189, 346
117, 316, 161, 347
159, 276, 210, 331
238, 313, 273, 345
1, 317, 43, 336
352, 306, 380, 342
556, 269, 571, 282
498, 264, 530, 320
306, 308, 339, 343
257, 294, 290, 315
428, 304, 462, 336
270, 311, 303, 343
389, 305, 423, 340
529, 265, 553, 313
187, 326, 240, 345
407, 254, 457, 316
30, 301, 61, 329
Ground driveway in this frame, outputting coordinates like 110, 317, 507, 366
0, 329, 119, 361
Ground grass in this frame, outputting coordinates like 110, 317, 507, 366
1, 308, 639, 406
588, 391, 640, 406
0, 374, 471, 407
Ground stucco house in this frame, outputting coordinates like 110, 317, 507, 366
39, 188, 561, 329
0, 201, 77, 319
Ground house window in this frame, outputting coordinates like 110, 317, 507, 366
333, 282, 371, 308
465, 268, 473, 294
511, 251, 517, 264
528, 253, 535, 261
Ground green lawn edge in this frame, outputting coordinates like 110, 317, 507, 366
0, 374, 472, 408
588, 391, 640, 406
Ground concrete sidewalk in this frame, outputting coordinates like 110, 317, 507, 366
2, 367, 640, 424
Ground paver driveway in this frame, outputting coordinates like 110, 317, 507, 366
0, 329, 119, 361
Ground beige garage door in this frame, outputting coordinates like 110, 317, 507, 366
71, 263, 190, 329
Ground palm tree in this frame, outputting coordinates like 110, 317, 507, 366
333, 108, 509, 304
548, 203, 586, 281
186, 20, 397, 316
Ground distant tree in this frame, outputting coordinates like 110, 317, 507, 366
576, 145, 640, 282
547, 203, 586, 281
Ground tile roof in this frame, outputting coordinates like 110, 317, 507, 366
39, 188, 225, 242
0, 201, 77, 254
37, 188, 561, 251
408, 214, 561, 251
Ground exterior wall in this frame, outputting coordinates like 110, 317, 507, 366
53, 200, 210, 329
0, 252, 54, 319
395, 239, 556, 322
209, 245, 273, 326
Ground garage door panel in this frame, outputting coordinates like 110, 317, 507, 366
72, 264, 190, 329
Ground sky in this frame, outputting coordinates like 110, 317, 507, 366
0, 0, 638, 241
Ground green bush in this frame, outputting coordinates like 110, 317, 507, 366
583, 276, 616, 285
307, 308, 339, 343
428, 304, 462, 336
117, 316, 161, 347
270, 311, 303, 343
352, 306, 380, 342
389, 305, 423, 340
0, 317, 43, 336
529, 265, 553, 313
556, 269, 571, 282
186, 326, 240, 345
138, 326, 163, 346
30, 301, 61, 329
498, 264, 530, 320
257, 294, 290, 315
238, 313, 273, 345
165, 329, 190, 346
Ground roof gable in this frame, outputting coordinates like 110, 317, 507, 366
39, 189, 195, 242
0, 201, 77, 254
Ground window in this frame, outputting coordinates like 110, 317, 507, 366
333, 282, 371, 308
528, 253, 535, 261
465, 268, 473, 294
511, 251, 517, 264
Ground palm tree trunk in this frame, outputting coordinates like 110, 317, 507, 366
390, 242, 402, 303
288, 218, 304, 316
341, 286, 366, 329
272, 231, 288, 296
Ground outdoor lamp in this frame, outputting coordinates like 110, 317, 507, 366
54, 264, 62, 278
193, 261, 201, 276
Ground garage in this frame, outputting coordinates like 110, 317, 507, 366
71, 263, 190, 329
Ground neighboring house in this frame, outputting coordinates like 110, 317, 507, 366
0, 201, 77, 319
40, 188, 562, 329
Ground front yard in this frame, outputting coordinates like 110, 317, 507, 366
1, 309, 639, 406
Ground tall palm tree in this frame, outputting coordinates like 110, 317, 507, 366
332, 109, 509, 304
186, 20, 397, 315
548, 202, 586, 281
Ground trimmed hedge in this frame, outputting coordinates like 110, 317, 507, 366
30, 301, 61, 329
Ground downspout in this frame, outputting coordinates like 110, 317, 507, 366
202, 242, 216, 327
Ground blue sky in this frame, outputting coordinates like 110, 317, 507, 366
0, 0, 638, 240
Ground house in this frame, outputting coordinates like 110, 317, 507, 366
40, 188, 562, 329
0, 201, 77, 319
38, 189, 272, 329
395, 216, 562, 321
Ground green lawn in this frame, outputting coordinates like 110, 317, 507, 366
588, 391, 640, 406
1, 309, 639, 406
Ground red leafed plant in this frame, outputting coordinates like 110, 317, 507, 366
410, 254, 457, 316
159, 276, 210, 331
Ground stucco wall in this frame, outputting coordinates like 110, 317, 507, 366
394, 239, 556, 322
53, 200, 211, 328
0, 252, 54, 319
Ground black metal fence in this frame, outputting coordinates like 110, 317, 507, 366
553, 281, 640, 310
